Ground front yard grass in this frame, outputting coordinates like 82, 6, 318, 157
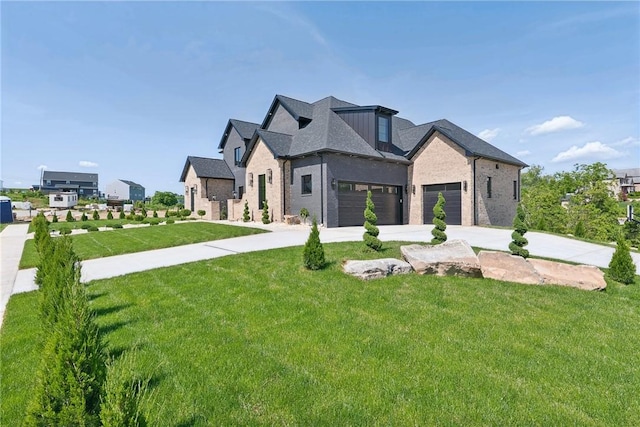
3, 242, 639, 425
19, 222, 267, 269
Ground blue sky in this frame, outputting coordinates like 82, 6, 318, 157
2, 1, 638, 195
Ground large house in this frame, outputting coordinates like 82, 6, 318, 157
41, 171, 99, 198
611, 168, 640, 197
105, 179, 146, 201
181, 94, 527, 227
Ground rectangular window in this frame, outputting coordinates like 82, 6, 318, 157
238, 186, 244, 199
234, 147, 241, 166
513, 180, 518, 200
258, 174, 266, 208
301, 174, 312, 194
487, 177, 492, 198
378, 116, 390, 143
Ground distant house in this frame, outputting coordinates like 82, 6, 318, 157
41, 171, 99, 198
105, 179, 146, 201
181, 94, 527, 227
612, 168, 640, 196
49, 192, 78, 209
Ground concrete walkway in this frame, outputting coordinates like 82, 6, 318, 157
3, 222, 640, 328
1, 224, 30, 327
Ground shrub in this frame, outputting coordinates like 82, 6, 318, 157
363, 191, 382, 251
608, 237, 636, 285
88, 226, 99, 232
180, 209, 191, 218
430, 192, 447, 245
262, 201, 270, 224
303, 218, 325, 270
141, 207, 147, 218
509, 203, 530, 258
52, 213, 58, 223
100, 351, 149, 427
197, 210, 206, 219
300, 208, 309, 224
164, 210, 169, 218
108, 223, 123, 229
66, 211, 74, 222
81, 212, 88, 221
166, 219, 175, 224
107, 211, 113, 220
148, 219, 160, 226
243, 201, 250, 222
167, 211, 179, 217
153, 210, 158, 218
119, 211, 126, 220
134, 214, 145, 222
81, 223, 92, 230
59, 227, 72, 235
92, 210, 100, 220
221, 205, 228, 220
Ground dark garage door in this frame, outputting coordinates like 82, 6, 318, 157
338, 182, 402, 227
423, 182, 461, 225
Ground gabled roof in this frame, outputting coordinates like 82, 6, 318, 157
613, 168, 640, 179
218, 119, 260, 152
118, 179, 144, 188
179, 156, 234, 182
261, 94, 314, 128
241, 129, 293, 165
43, 171, 98, 181
403, 119, 528, 167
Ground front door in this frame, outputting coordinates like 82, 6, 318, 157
190, 187, 195, 212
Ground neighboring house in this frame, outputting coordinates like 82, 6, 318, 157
179, 156, 234, 216
41, 171, 99, 198
105, 179, 146, 201
611, 168, 640, 196
182, 94, 527, 227
49, 192, 78, 209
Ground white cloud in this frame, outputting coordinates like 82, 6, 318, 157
36, 164, 48, 171
551, 141, 624, 163
611, 136, 640, 147
478, 128, 500, 142
526, 116, 584, 135
79, 160, 99, 168
516, 150, 531, 157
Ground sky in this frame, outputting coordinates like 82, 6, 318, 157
1, 1, 639, 196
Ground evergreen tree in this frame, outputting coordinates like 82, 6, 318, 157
303, 218, 325, 270
509, 203, 530, 258
107, 211, 113, 220
153, 210, 158, 218
608, 237, 636, 285
430, 192, 447, 245
66, 210, 74, 222
81, 212, 88, 221
243, 200, 250, 222
141, 207, 147, 218
100, 351, 149, 427
52, 213, 58, 223
262, 200, 270, 224
363, 191, 382, 251
119, 210, 126, 220
92, 210, 100, 220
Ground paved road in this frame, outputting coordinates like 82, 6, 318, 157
2, 222, 639, 327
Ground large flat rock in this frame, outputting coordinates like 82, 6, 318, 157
478, 251, 543, 285
528, 258, 607, 291
401, 240, 483, 278
343, 258, 413, 280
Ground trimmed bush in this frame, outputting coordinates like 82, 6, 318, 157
180, 209, 191, 218
66, 211, 74, 222
166, 219, 175, 224
52, 213, 58, 223
59, 227, 72, 235
262, 201, 270, 224
243, 201, 250, 222
363, 191, 382, 251
303, 218, 325, 270
300, 208, 309, 225
153, 210, 158, 218
107, 211, 114, 220
134, 214, 145, 222
92, 210, 100, 220
81, 212, 88, 221
88, 226, 99, 232
608, 237, 636, 285
81, 223, 92, 230
167, 211, 179, 217
108, 223, 123, 229
119, 211, 126, 220
509, 203, 530, 258
430, 192, 447, 245
197, 210, 206, 219
164, 210, 169, 218
141, 207, 147, 218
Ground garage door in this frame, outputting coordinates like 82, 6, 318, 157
338, 182, 402, 227
423, 182, 461, 225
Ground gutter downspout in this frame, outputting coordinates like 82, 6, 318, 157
320, 153, 324, 225
473, 157, 480, 225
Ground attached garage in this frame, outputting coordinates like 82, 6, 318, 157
423, 182, 461, 225
338, 182, 402, 227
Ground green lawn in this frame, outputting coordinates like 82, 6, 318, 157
19, 222, 267, 269
3, 242, 638, 426
26, 217, 165, 233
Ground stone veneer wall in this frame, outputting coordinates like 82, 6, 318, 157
244, 139, 283, 222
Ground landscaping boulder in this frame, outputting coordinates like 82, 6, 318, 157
401, 240, 483, 278
343, 258, 413, 280
478, 251, 543, 285
528, 259, 607, 291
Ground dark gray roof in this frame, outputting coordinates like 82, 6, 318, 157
614, 168, 640, 178
402, 119, 528, 167
43, 171, 98, 181
180, 156, 234, 182
218, 119, 260, 151
241, 130, 293, 164
119, 179, 144, 188
261, 94, 314, 128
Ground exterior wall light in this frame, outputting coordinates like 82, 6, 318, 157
249, 173, 253, 187
463, 180, 468, 192
412, 185, 416, 195
331, 178, 336, 189
267, 169, 272, 184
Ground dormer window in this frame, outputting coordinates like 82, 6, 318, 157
378, 116, 390, 143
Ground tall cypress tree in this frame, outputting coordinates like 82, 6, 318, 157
261, 200, 270, 224
363, 191, 382, 251
430, 192, 447, 245
303, 218, 325, 270
509, 203, 530, 258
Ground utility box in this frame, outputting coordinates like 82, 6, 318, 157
0, 196, 13, 224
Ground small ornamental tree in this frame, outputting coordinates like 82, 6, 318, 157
303, 218, 325, 270
262, 200, 270, 224
197, 210, 206, 219
243, 201, 250, 222
430, 192, 447, 245
608, 236, 636, 285
363, 191, 382, 251
81, 212, 88, 222
509, 203, 530, 258
119, 210, 126, 220
66, 210, 74, 222
141, 207, 147, 218
52, 213, 58, 223
107, 211, 113, 220
300, 208, 310, 225
153, 210, 158, 218
92, 210, 100, 221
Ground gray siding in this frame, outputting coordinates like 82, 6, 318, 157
289, 157, 324, 224
266, 104, 299, 135
335, 110, 376, 148
222, 127, 245, 195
